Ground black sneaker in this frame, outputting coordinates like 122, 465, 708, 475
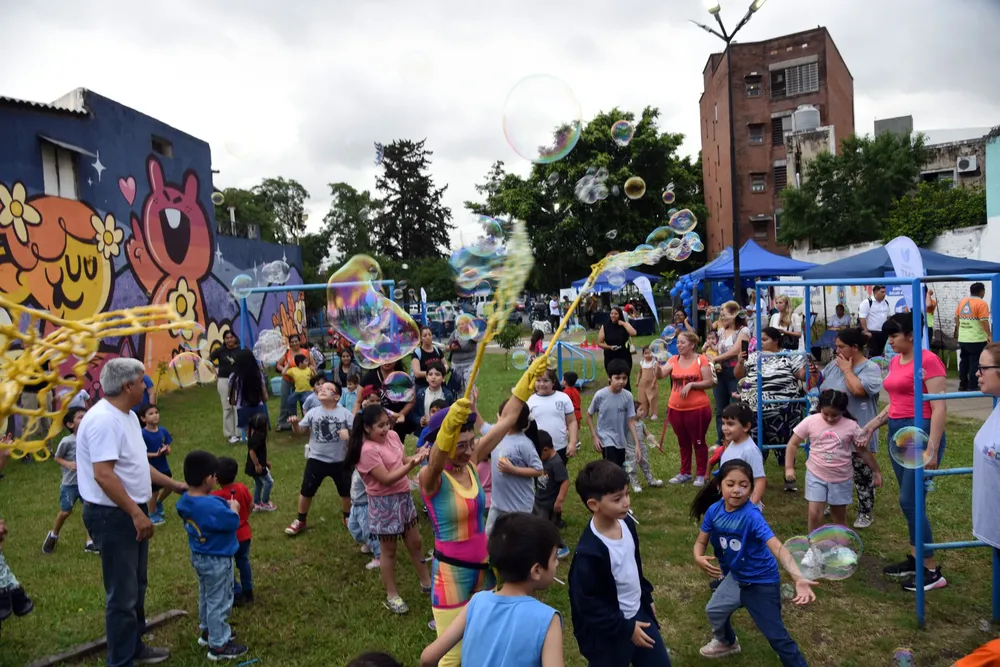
134, 645, 170, 664
208, 640, 248, 661
42, 532, 58, 554
784, 478, 798, 493
10, 588, 32, 617
883, 555, 917, 579
901, 567, 948, 592
709, 578, 724, 590
200, 630, 238, 647
84, 541, 100, 555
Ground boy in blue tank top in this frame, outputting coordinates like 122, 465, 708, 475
419, 512, 563, 667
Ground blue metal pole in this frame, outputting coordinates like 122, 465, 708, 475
240, 298, 248, 350
804, 284, 812, 384
247, 280, 395, 294
755, 283, 764, 451
912, 278, 926, 628
993, 547, 1000, 624
557, 342, 564, 383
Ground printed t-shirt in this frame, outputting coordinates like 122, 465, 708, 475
666, 354, 712, 411
534, 455, 569, 511
972, 405, 1000, 549
956, 297, 990, 343
701, 499, 779, 584
883, 353, 946, 419
527, 391, 575, 451
300, 406, 353, 463
792, 413, 863, 483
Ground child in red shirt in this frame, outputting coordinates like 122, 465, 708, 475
212, 457, 255, 605
561, 371, 582, 422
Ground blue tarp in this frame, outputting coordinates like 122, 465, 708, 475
696, 240, 817, 279
571, 268, 661, 294
798, 245, 1000, 279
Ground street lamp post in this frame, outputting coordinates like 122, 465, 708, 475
692, 0, 767, 306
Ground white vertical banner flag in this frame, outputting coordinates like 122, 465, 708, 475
632, 276, 659, 330
884, 236, 929, 349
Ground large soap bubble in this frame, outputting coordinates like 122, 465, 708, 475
262, 260, 291, 285
503, 75, 582, 164
383, 371, 415, 403
611, 120, 635, 147
890, 426, 932, 469
668, 209, 698, 234
253, 329, 288, 366
624, 177, 646, 200
783, 524, 863, 582
169, 352, 217, 388
231, 274, 254, 299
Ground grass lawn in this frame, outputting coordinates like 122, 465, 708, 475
0, 351, 996, 666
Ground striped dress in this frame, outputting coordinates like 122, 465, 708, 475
422, 463, 496, 609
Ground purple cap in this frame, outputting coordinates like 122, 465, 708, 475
418, 404, 477, 449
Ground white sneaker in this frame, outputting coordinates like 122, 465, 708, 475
632, 483, 643, 494
700, 638, 742, 658
366, 558, 381, 570
649, 415, 659, 421
360, 544, 371, 554
853, 513, 873, 529
693, 476, 706, 487
669, 474, 693, 484
648, 479, 664, 488
228, 436, 240, 444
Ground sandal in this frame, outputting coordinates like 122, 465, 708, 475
383, 596, 409, 614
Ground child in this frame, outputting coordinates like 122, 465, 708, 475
533, 431, 571, 559
528, 329, 545, 358
141, 405, 173, 526
302, 374, 326, 414
719, 403, 767, 507
702, 330, 720, 360
784, 389, 882, 532
285, 354, 316, 418
626, 402, 663, 494
411, 362, 455, 431
584, 359, 641, 469
286, 382, 354, 536
637, 346, 660, 420
59, 378, 90, 410
131, 373, 155, 417
346, 404, 431, 614
0, 518, 34, 636
481, 400, 544, 535
175, 450, 249, 660
348, 468, 381, 570
42, 408, 98, 555
561, 371, 582, 423
354, 385, 382, 416
569, 460, 671, 665
245, 411, 276, 512
339, 374, 360, 413
420, 512, 563, 667
211, 457, 255, 605
691, 459, 815, 664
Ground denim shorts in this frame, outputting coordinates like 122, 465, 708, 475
804, 470, 853, 506
60, 484, 82, 512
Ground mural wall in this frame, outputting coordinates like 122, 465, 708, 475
0, 90, 305, 402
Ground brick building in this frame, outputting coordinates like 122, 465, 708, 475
699, 26, 855, 256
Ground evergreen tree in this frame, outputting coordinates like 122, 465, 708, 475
323, 182, 378, 261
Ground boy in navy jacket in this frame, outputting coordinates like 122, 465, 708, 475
568, 460, 671, 666
176, 451, 249, 661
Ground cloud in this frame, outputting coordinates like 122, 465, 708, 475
3, 0, 996, 257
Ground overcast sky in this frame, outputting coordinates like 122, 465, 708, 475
3, 0, 998, 257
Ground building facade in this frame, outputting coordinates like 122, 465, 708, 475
0, 88, 305, 399
699, 26, 855, 256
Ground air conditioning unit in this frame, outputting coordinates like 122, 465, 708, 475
957, 155, 978, 173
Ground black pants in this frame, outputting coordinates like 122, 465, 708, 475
550, 315, 560, 332
867, 330, 889, 359
602, 446, 626, 468
83, 503, 150, 667
959, 341, 987, 390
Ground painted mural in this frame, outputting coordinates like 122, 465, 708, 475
0, 154, 304, 401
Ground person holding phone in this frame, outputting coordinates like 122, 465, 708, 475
598, 306, 637, 392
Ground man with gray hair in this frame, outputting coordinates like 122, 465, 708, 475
78, 358, 186, 666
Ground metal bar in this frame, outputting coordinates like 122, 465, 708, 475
993, 547, 1000, 624
762, 398, 809, 406
239, 298, 248, 352
804, 285, 812, 386
248, 280, 395, 295
925, 467, 972, 477
924, 391, 986, 400
913, 278, 927, 627
756, 284, 765, 452
924, 540, 989, 551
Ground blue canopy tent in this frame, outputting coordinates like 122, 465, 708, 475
798, 245, 1000, 278
682, 240, 817, 304
571, 268, 661, 294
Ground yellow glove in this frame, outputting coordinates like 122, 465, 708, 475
512, 354, 549, 403
436, 398, 472, 458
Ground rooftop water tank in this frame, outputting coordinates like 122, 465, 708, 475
791, 105, 821, 132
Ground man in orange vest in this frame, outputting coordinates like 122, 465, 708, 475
954, 282, 991, 391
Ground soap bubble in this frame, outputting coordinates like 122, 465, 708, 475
662, 190, 676, 205
611, 120, 635, 147
667, 182, 675, 191
667, 209, 698, 234
393, 289, 403, 300
668, 207, 679, 216
262, 260, 291, 285
511, 349, 531, 370
253, 329, 288, 366
893, 649, 914, 667
660, 324, 677, 340
808, 524, 863, 581
586, 246, 594, 256
738, 377, 755, 392
890, 426, 932, 469
649, 338, 670, 362
179, 321, 207, 353
169, 352, 217, 388
646, 227, 672, 246
624, 177, 646, 200
782, 535, 822, 580
606, 267, 627, 289
586, 166, 596, 176
211, 192, 225, 206
870, 356, 889, 378
606, 229, 618, 240
547, 356, 558, 370
595, 167, 609, 182
455, 313, 481, 342
611, 185, 620, 197
231, 274, 254, 300
546, 172, 560, 186
383, 371, 415, 403
402, 263, 409, 270
503, 75, 582, 164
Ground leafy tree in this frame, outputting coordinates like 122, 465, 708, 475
778, 132, 930, 248
213, 187, 276, 241
297, 232, 332, 312
322, 182, 378, 261
492, 323, 524, 370
253, 177, 310, 245
373, 139, 454, 260
464, 107, 707, 293
376, 256, 455, 303
883, 182, 987, 247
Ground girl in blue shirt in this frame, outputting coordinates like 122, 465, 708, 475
691, 459, 816, 666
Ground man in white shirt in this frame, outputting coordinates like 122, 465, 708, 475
548, 294, 561, 333
78, 358, 186, 666
859, 285, 890, 359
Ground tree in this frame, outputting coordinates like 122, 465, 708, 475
372, 139, 454, 260
464, 107, 707, 293
253, 177, 310, 245
322, 182, 378, 261
778, 132, 930, 248
883, 182, 987, 247
298, 232, 332, 312
213, 187, 277, 241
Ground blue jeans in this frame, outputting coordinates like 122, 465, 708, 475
82, 503, 149, 667
585, 607, 671, 667
347, 502, 380, 558
234, 540, 252, 596
707, 575, 806, 667
277, 378, 293, 429
287, 391, 310, 417
191, 552, 234, 650
713, 365, 739, 444
252, 471, 274, 505
888, 417, 946, 552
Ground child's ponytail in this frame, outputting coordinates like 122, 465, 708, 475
523, 418, 541, 449
814, 388, 856, 422
690, 459, 755, 519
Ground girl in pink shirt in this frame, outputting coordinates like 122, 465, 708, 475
347, 404, 431, 614
784, 390, 882, 532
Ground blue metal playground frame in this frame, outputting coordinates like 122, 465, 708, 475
756, 274, 1000, 629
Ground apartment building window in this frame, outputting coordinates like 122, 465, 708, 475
750, 173, 766, 193
748, 124, 765, 145
772, 115, 791, 145
774, 208, 783, 240
745, 75, 762, 97
773, 162, 788, 190
41, 142, 78, 200
152, 136, 174, 157
770, 61, 819, 98
753, 226, 769, 241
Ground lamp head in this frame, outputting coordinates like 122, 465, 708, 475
750, 0, 767, 11
704, 0, 722, 14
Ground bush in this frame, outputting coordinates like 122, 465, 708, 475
883, 182, 986, 247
